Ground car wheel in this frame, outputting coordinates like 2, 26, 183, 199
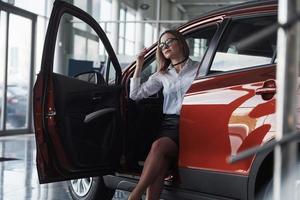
68, 176, 115, 200
262, 178, 273, 200
256, 178, 273, 200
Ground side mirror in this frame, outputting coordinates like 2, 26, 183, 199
74, 71, 106, 85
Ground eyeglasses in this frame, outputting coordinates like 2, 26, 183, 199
158, 38, 178, 49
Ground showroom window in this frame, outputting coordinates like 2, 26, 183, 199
125, 9, 136, 55
144, 23, 156, 48
71, 0, 113, 58
100, 0, 112, 39
0, 2, 36, 133
11, 0, 48, 16
117, 6, 136, 56
54, 13, 118, 85
118, 8, 126, 54
210, 15, 277, 73
72, 14, 103, 61
124, 8, 136, 56
73, 0, 88, 31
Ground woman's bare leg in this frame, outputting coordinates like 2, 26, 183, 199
128, 137, 178, 200
145, 159, 168, 200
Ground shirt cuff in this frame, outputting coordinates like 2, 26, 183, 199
130, 77, 141, 88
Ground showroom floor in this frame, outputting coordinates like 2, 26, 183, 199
0, 134, 129, 200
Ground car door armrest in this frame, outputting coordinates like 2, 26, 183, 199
84, 108, 116, 123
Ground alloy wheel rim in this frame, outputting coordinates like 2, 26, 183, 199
70, 178, 93, 197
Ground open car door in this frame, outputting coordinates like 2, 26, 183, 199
33, 0, 122, 183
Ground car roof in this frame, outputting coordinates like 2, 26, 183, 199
179, 0, 277, 30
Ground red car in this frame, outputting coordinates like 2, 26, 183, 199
34, 0, 283, 199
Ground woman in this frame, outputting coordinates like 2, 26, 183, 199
128, 30, 199, 200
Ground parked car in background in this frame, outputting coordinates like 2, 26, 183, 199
0, 85, 27, 128
33, 0, 299, 200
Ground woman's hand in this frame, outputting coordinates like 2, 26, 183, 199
134, 48, 147, 78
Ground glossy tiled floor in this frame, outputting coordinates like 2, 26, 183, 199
0, 134, 130, 200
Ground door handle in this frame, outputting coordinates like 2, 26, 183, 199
255, 79, 276, 100
255, 87, 276, 95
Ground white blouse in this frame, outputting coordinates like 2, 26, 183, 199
129, 58, 200, 115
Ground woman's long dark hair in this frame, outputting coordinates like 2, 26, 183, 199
156, 30, 189, 73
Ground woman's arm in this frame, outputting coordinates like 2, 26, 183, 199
133, 48, 147, 78
130, 49, 163, 101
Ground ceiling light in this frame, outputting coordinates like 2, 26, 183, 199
140, 3, 150, 10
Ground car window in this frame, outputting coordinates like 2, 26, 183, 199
140, 25, 218, 83
186, 25, 217, 62
141, 58, 157, 83
53, 14, 117, 85
210, 15, 277, 74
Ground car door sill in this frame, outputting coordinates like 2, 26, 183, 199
103, 175, 236, 200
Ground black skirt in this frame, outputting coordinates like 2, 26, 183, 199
157, 114, 180, 145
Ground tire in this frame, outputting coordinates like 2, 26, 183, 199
262, 178, 273, 200
256, 178, 273, 200
68, 176, 115, 200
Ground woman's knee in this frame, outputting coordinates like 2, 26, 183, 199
150, 137, 178, 156
150, 139, 164, 155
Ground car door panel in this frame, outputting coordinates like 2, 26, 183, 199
52, 73, 122, 168
33, 1, 122, 183
179, 66, 276, 173
178, 66, 275, 199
